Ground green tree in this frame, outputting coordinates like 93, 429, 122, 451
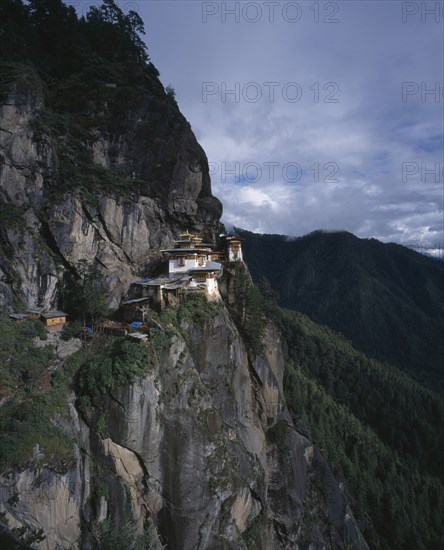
0, 0, 30, 61
165, 85, 177, 103
27, 0, 78, 74
65, 259, 110, 325
86, 0, 148, 63
258, 276, 279, 304
91, 517, 163, 549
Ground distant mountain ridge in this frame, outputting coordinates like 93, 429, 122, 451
237, 229, 444, 393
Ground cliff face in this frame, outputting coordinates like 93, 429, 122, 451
0, 65, 222, 310
0, 60, 368, 549
0, 301, 368, 550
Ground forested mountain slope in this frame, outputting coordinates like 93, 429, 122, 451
238, 229, 444, 393
226, 270, 444, 550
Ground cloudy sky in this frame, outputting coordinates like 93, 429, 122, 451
79, 1, 443, 251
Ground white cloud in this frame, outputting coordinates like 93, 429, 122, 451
131, 0, 443, 248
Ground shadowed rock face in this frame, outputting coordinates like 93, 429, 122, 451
0, 302, 368, 550
0, 70, 222, 310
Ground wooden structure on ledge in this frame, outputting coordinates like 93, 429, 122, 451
40, 311, 68, 333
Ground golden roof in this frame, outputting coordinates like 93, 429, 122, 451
178, 230, 204, 243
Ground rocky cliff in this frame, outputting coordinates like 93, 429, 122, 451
0, 62, 222, 310
0, 36, 367, 549
0, 296, 368, 550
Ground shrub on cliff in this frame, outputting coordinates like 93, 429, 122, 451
77, 337, 151, 404
63, 260, 110, 325
178, 295, 222, 327
0, 318, 52, 396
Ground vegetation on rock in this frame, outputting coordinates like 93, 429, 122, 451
91, 517, 164, 550
0, 318, 51, 397
78, 337, 151, 401
0, 319, 80, 472
63, 259, 111, 325
177, 294, 223, 327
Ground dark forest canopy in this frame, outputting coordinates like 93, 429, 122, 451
237, 228, 444, 393
235, 275, 444, 550
0, 0, 153, 76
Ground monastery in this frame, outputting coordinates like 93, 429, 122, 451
8, 231, 244, 330
121, 231, 243, 318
